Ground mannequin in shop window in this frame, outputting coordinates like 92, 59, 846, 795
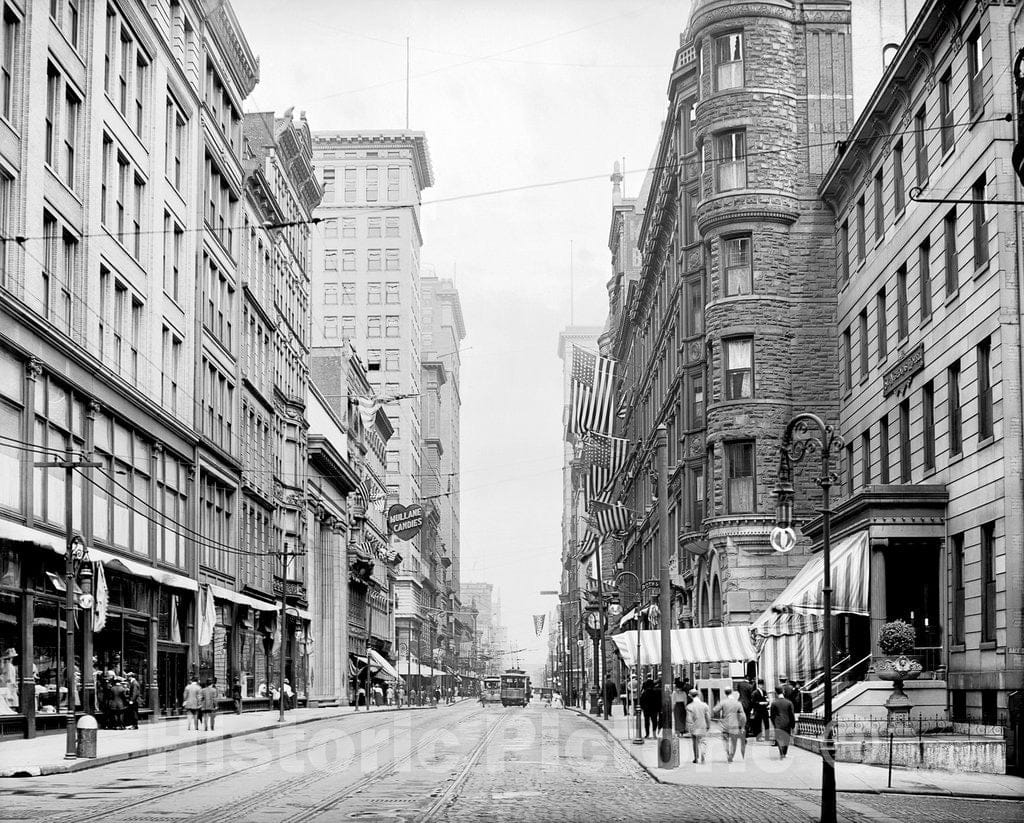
0, 648, 17, 714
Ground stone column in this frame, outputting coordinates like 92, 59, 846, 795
20, 588, 35, 738
869, 539, 888, 660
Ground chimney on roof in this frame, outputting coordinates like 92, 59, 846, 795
611, 161, 623, 205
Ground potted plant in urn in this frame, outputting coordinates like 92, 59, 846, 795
875, 619, 922, 731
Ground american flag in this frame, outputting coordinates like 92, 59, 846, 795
588, 499, 633, 536
569, 346, 615, 437
577, 529, 599, 563
358, 475, 388, 513
581, 433, 628, 502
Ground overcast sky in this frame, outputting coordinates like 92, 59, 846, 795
237, 0, 921, 674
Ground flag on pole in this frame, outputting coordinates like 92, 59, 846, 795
588, 499, 633, 535
93, 561, 108, 633
569, 346, 615, 437
577, 529, 599, 563
533, 614, 546, 636
197, 584, 216, 647
581, 433, 628, 502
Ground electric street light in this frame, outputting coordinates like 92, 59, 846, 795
613, 567, 651, 746
772, 412, 843, 823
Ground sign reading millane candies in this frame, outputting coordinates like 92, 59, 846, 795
387, 503, 424, 541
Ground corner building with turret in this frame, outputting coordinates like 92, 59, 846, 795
602, 0, 854, 685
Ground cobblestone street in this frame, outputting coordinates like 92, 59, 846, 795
2, 702, 1020, 823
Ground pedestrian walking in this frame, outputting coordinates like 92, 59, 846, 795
182, 675, 202, 731
619, 681, 628, 716
671, 678, 687, 737
714, 687, 747, 762
685, 688, 711, 764
200, 678, 218, 731
108, 676, 126, 730
737, 675, 754, 735
639, 678, 660, 738
373, 683, 384, 707
124, 672, 141, 729
778, 674, 796, 702
770, 687, 797, 759
603, 676, 618, 716
625, 674, 638, 716
750, 678, 769, 741
551, 689, 564, 708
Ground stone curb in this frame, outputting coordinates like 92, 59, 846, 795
569, 708, 1024, 802
1, 703, 446, 779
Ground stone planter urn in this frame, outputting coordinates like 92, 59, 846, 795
876, 620, 921, 736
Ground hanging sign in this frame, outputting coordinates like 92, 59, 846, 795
533, 614, 546, 636
388, 503, 424, 540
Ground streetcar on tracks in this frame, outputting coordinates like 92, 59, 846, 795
500, 669, 528, 707
480, 676, 502, 705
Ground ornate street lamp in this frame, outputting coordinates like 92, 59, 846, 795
772, 412, 843, 823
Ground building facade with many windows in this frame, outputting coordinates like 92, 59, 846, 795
0, 0, 350, 734
600, 1, 854, 683
821, 0, 1023, 724
308, 131, 435, 679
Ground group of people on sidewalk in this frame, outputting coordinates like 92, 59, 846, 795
182, 676, 220, 732
609, 673, 802, 764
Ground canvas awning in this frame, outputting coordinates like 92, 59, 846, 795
753, 530, 870, 628
368, 650, 401, 682
0, 520, 200, 591
752, 530, 870, 690
210, 584, 278, 612
611, 626, 757, 667
398, 657, 441, 678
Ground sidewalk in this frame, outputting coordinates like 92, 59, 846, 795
0, 700, 457, 778
574, 707, 1024, 800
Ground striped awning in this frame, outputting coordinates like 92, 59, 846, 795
752, 530, 869, 690
368, 650, 401, 683
611, 626, 757, 667
754, 530, 869, 627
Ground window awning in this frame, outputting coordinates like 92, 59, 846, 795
397, 657, 441, 678
611, 626, 757, 667
368, 649, 401, 682
210, 585, 278, 612
0, 520, 198, 592
753, 530, 869, 632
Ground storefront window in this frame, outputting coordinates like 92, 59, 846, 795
0, 591, 20, 713
33, 598, 79, 714
199, 604, 231, 698
157, 590, 189, 642
238, 609, 271, 698
93, 613, 150, 705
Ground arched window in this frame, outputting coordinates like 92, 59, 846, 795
699, 583, 710, 625
710, 577, 722, 626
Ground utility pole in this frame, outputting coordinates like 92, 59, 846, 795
656, 424, 677, 767
34, 447, 100, 759
278, 548, 288, 723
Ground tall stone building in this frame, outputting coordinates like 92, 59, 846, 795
557, 325, 603, 699
599, 0, 854, 678
0, 0, 338, 732
419, 276, 467, 676
308, 131, 434, 667
821, 0, 1023, 727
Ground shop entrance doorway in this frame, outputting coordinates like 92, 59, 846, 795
157, 648, 187, 714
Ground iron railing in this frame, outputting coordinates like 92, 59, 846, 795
796, 711, 1007, 741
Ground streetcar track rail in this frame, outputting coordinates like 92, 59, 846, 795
415, 708, 512, 823
42, 707, 487, 823
281, 707, 509, 823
